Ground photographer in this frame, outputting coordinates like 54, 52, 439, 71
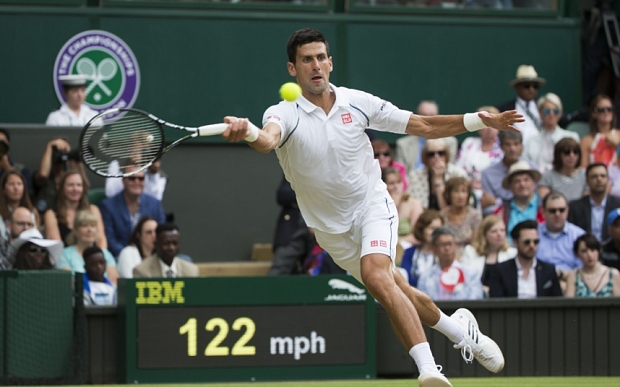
32, 137, 87, 214
0, 128, 31, 194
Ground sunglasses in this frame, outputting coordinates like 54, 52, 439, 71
426, 150, 446, 158
596, 106, 614, 113
374, 152, 391, 158
519, 238, 540, 245
28, 245, 48, 254
546, 207, 567, 214
562, 149, 579, 156
520, 83, 539, 90
126, 176, 145, 181
542, 108, 560, 116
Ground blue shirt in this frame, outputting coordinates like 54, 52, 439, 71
507, 193, 539, 243
537, 222, 585, 271
415, 137, 426, 170
56, 245, 117, 274
481, 158, 538, 216
590, 196, 608, 241
417, 261, 483, 301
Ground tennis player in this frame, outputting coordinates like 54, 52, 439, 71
222, 28, 521, 387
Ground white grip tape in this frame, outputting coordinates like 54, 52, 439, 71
197, 123, 228, 136
244, 122, 260, 143
463, 112, 487, 132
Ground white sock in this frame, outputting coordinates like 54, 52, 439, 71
432, 311, 464, 344
409, 342, 438, 374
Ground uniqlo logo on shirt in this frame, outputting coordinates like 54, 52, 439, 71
341, 113, 352, 124
380, 240, 387, 247
370, 240, 378, 247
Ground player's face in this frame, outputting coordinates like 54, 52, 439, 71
65, 86, 86, 109
85, 252, 107, 281
288, 42, 333, 97
63, 173, 84, 202
156, 230, 180, 262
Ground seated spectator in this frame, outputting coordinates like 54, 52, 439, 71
117, 216, 158, 278
56, 210, 118, 284
106, 159, 168, 200
461, 215, 516, 294
99, 166, 166, 257
382, 168, 423, 247
494, 161, 544, 241
133, 223, 199, 278
394, 100, 458, 172
481, 131, 537, 216
83, 246, 117, 305
565, 234, 620, 297
580, 94, 619, 168
537, 192, 585, 275
489, 220, 562, 298
455, 106, 503, 198
538, 138, 588, 202
372, 139, 408, 190
32, 137, 88, 214
0, 128, 32, 193
601, 208, 620, 271
400, 209, 443, 287
568, 163, 620, 241
44, 170, 107, 249
417, 227, 482, 300
11, 228, 63, 271
408, 139, 467, 210
523, 93, 579, 173
0, 207, 36, 270
0, 170, 39, 240
440, 177, 481, 256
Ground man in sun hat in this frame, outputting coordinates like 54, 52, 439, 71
493, 160, 544, 241
45, 74, 102, 127
10, 228, 64, 270
496, 65, 546, 144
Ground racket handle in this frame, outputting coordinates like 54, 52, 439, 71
196, 122, 260, 142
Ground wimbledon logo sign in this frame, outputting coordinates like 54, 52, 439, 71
52, 30, 140, 121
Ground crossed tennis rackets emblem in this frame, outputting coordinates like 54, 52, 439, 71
76, 57, 118, 97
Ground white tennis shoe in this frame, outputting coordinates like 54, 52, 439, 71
451, 308, 505, 373
418, 366, 452, 387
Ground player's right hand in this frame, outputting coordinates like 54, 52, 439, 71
222, 116, 251, 143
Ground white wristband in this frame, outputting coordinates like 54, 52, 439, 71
463, 112, 487, 132
244, 122, 260, 143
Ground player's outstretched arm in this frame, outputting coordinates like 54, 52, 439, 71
222, 116, 281, 154
405, 110, 524, 139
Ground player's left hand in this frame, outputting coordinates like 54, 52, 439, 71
223, 116, 251, 142
478, 110, 524, 132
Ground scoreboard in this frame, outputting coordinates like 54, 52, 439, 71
118, 275, 376, 383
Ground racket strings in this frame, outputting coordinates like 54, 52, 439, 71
81, 112, 164, 176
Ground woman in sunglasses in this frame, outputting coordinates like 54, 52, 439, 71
44, 170, 107, 249
538, 138, 588, 202
407, 139, 467, 211
565, 233, 620, 297
371, 139, 408, 191
580, 94, 618, 168
11, 228, 63, 270
523, 93, 580, 174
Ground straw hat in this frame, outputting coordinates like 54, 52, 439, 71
502, 161, 542, 189
509, 65, 546, 88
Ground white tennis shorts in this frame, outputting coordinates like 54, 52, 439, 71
313, 192, 398, 284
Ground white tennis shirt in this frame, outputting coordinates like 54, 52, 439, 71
263, 84, 411, 233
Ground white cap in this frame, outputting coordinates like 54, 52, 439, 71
11, 228, 64, 265
59, 74, 88, 87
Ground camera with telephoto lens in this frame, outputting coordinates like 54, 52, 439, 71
52, 145, 81, 170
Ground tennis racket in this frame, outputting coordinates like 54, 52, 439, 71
79, 108, 247, 178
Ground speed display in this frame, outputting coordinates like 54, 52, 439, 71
119, 276, 376, 383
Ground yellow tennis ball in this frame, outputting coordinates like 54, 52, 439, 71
280, 82, 302, 102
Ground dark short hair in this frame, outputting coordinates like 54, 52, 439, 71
542, 191, 567, 209
499, 130, 522, 146
430, 226, 456, 245
83, 246, 104, 262
412, 209, 444, 242
586, 162, 608, 178
573, 233, 601, 256
552, 137, 581, 171
286, 28, 329, 63
156, 222, 179, 237
510, 219, 538, 241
